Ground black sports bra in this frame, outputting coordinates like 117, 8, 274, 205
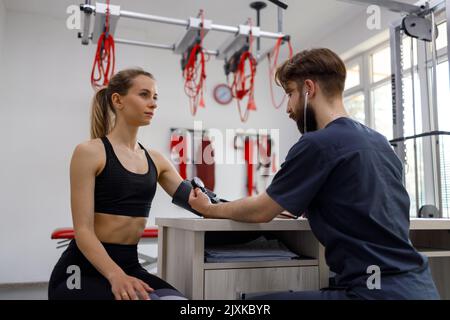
94, 137, 158, 218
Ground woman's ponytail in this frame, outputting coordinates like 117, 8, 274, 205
90, 87, 114, 139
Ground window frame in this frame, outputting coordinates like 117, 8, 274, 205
344, 41, 393, 130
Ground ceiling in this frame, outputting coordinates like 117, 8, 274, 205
3, 0, 421, 54
3, 0, 367, 50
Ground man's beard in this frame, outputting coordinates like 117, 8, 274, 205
296, 101, 318, 134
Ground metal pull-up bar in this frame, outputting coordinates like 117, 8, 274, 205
79, 2, 289, 60
113, 6, 286, 39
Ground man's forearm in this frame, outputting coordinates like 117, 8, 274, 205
206, 196, 271, 223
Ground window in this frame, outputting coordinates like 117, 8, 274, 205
344, 92, 365, 124
402, 72, 424, 216
371, 46, 391, 82
437, 60, 450, 217
371, 83, 393, 140
403, 138, 425, 217
369, 45, 394, 140
436, 22, 448, 51
344, 58, 365, 124
402, 73, 422, 136
402, 36, 418, 71
345, 63, 361, 90
344, 44, 394, 139
440, 136, 450, 218
437, 61, 450, 132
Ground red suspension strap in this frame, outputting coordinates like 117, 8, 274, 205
91, 0, 115, 89
183, 10, 207, 116
244, 137, 255, 196
230, 20, 257, 123
268, 36, 293, 109
170, 132, 189, 180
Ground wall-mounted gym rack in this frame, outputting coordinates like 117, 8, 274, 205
78, 0, 291, 63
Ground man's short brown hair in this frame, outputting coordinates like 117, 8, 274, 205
275, 48, 347, 98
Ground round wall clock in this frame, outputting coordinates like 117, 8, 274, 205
213, 84, 233, 105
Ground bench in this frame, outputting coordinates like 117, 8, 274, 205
51, 227, 158, 269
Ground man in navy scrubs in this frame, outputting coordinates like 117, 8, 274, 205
189, 48, 439, 300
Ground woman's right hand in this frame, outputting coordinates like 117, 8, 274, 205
109, 272, 154, 300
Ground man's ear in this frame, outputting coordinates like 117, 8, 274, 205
303, 79, 315, 98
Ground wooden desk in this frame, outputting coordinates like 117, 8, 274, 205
409, 218, 450, 298
156, 217, 450, 300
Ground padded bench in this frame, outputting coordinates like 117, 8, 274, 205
51, 227, 158, 269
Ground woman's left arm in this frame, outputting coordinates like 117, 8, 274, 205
148, 149, 184, 197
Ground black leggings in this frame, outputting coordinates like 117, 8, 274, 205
48, 240, 185, 300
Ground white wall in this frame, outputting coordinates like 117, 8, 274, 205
0, 10, 298, 284
0, 0, 5, 77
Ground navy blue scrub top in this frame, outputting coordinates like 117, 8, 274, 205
267, 117, 439, 298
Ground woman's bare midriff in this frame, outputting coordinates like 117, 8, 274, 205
94, 212, 147, 245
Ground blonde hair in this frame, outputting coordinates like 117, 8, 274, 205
90, 68, 155, 139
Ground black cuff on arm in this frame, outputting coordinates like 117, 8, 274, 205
172, 180, 203, 217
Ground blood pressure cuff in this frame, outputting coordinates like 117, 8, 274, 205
172, 180, 204, 217
172, 179, 229, 217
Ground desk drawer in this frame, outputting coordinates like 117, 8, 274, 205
204, 266, 319, 300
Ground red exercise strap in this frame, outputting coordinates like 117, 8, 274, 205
258, 135, 272, 166
268, 37, 293, 109
272, 153, 278, 173
230, 20, 257, 123
257, 135, 278, 174
183, 10, 207, 116
195, 137, 215, 191
91, 0, 115, 89
244, 137, 254, 196
170, 134, 188, 180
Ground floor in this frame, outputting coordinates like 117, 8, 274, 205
0, 265, 157, 300
0, 283, 48, 300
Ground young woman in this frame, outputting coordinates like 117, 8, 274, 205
48, 69, 187, 300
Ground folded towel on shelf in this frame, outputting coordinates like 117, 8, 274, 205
204, 235, 302, 262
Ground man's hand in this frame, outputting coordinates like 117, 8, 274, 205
188, 188, 212, 217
